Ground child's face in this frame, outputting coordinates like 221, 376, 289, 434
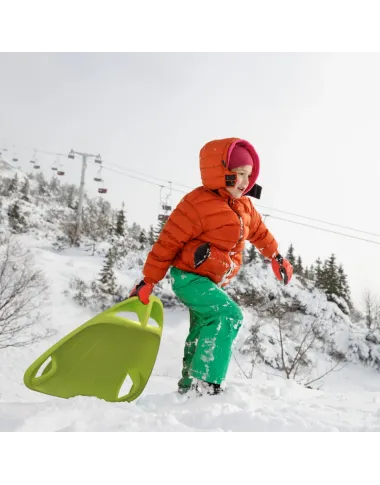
226, 165, 252, 198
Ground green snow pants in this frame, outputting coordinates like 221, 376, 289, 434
170, 267, 243, 392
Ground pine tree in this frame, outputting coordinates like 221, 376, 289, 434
115, 205, 126, 237
148, 225, 156, 245
304, 267, 310, 280
49, 177, 60, 194
36, 172, 48, 196
129, 222, 142, 240
318, 259, 330, 292
21, 178, 31, 202
309, 264, 315, 281
247, 243, 258, 263
98, 249, 117, 295
139, 229, 148, 249
82, 198, 112, 253
286, 244, 296, 266
66, 185, 76, 210
315, 257, 323, 288
337, 264, 352, 309
8, 174, 19, 194
294, 256, 304, 276
7, 200, 26, 233
325, 254, 340, 297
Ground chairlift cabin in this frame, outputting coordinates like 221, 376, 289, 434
68, 150, 75, 159
95, 154, 102, 164
34, 164, 41, 169
52, 155, 61, 171
29, 149, 38, 165
94, 166, 103, 183
158, 214, 169, 222
162, 204, 172, 211
98, 188, 108, 194
57, 170, 65, 176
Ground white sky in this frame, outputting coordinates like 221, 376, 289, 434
1, 52, 379, 306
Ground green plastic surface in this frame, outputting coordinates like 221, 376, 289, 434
23, 296, 164, 402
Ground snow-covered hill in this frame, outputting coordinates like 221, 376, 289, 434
0, 234, 379, 431
1, 162, 380, 431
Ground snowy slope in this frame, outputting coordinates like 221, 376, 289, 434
1, 235, 380, 432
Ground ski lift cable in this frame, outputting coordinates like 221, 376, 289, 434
98, 164, 186, 194
101, 161, 191, 189
255, 203, 380, 238
99, 162, 380, 237
94, 163, 380, 245
7, 139, 378, 238
265, 214, 380, 246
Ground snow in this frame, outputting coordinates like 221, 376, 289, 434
1, 161, 380, 432
1, 235, 380, 432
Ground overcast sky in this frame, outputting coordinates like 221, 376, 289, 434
0, 53, 379, 306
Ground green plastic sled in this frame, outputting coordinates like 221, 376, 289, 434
23, 296, 164, 403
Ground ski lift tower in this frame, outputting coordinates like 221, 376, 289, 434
68, 149, 103, 245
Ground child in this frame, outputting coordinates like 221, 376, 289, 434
130, 137, 293, 396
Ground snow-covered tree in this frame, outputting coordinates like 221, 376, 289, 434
286, 243, 296, 266
8, 174, 19, 195
7, 200, 26, 233
363, 289, 380, 330
20, 178, 31, 202
82, 198, 112, 254
115, 204, 126, 237
246, 243, 257, 263
98, 248, 117, 301
315, 257, 323, 288
139, 229, 148, 249
0, 236, 53, 350
294, 256, 304, 276
148, 225, 156, 245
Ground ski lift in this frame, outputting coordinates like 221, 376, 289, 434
68, 149, 75, 160
95, 154, 102, 164
33, 165, 41, 169
157, 183, 172, 223
12, 145, 18, 162
94, 166, 103, 182
52, 155, 59, 171
97, 176, 108, 194
56, 156, 65, 176
30, 149, 38, 164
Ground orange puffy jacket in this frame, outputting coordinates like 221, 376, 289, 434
143, 137, 278, 287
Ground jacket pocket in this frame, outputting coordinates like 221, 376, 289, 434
194, 242, 211, 268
